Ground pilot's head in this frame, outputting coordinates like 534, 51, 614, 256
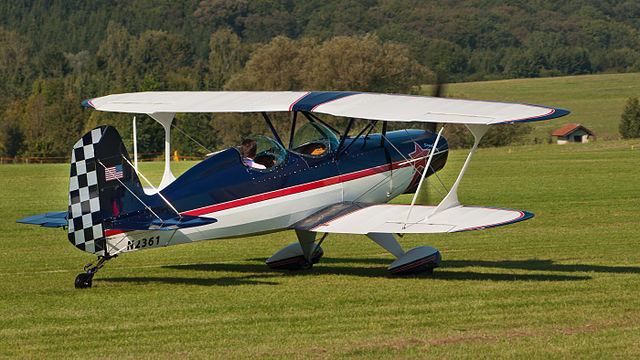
240, 138, 257, 159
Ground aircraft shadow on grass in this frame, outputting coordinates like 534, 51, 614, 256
101, 274, 281, 287
442, 259, 640, 275
97, 256, 640, 286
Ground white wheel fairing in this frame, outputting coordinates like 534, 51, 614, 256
388, 246, 441, 275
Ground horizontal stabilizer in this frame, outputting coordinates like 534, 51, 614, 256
294, 203, 532, 234
106, 214, 217, 232
17, 211, 67, 228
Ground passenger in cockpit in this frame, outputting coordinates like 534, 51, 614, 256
240, 139, 266, 169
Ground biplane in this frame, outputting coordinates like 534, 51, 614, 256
17, 91, 569, 288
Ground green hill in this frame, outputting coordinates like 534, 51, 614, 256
437, 73, 640, 143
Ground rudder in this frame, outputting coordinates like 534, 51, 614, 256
67, 126, 145, 255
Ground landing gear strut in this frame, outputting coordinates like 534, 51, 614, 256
74, 255, 116, 289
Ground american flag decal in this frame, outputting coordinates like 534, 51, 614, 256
105, 164, 124, 181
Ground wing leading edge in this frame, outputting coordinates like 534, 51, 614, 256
82, 91, 570, 125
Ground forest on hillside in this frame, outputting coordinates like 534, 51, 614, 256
1, 0, 639, 157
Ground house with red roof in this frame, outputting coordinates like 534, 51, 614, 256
552, 124, 595, 144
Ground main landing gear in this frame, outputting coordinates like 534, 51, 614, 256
387, 245, 441, 275
266, 231, 440, 275
266, 231, 325, 270
74, 255, 116, 289
367, 233, 441, 275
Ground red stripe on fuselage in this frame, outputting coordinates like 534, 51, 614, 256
105, 229, 129, 237
181, 160, 411, 217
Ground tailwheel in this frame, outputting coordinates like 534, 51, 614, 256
74, 254, 116, 289
75, 273, 94, 289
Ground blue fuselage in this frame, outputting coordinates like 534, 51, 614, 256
162, 129, 448, 217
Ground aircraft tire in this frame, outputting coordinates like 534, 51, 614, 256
299, 258, 313, 270
75, 273, 93, 289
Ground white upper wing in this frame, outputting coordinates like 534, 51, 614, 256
312, 93, 562, 124
83, 91, 569, 125
84, 91, 308, 114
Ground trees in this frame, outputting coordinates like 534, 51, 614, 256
619, 97, 640, 139
194, 0, 248, 32
225, 34, 429, 92
224, 35, 306, 91
0, 27, 35, 106
301, 34, 430, 93
207, 28, 250, 90
0, 101, 25, 157
2, 0, 640, 157
218, 34, 430, 146
129, 30, 195, 86
20, 79, 85, 157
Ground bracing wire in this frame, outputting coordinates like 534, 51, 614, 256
120, 156, 181, 218
97, 160, 163, 223
401, 128, 450, 197
171, 121, 212, 154
373, 123, 450, 202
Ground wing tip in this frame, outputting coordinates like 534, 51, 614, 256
81, 98, 95, 109
506, 106, 571, 124
452, 209, 535, 233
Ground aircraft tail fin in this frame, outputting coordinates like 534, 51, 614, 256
67, 125, 146, 255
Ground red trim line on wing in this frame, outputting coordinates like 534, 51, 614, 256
182, 160, 412, 217
452, 209, 526, 232
496, 106, 554, 124
288, 92, 311, 111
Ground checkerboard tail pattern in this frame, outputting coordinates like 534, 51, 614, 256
67, 126, 107, 255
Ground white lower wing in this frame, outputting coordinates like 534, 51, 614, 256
306, 204, 533, 234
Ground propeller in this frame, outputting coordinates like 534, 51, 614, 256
418, 70, 448, 204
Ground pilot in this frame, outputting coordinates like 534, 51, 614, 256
240, 139, 266, 169
310, 143, 326, 156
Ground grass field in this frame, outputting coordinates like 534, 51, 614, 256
425, 72, 640, 143
1, 137, 639, 358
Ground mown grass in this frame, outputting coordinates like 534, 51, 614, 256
1, 137, 639, 359
425, 72, 640, 143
